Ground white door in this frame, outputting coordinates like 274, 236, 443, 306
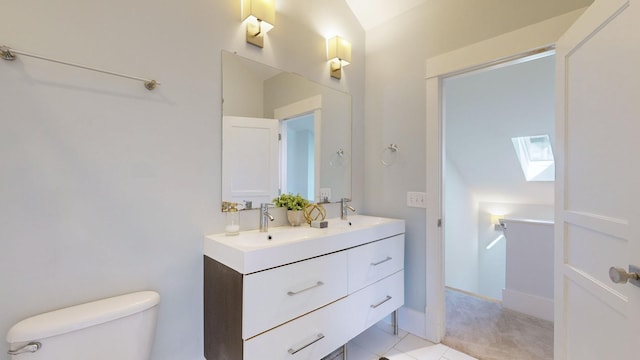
222, 116, 279, 206
555, 0, 640, 358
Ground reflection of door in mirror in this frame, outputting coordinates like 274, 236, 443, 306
275, 96, 321, 203
222, 116, 279, 206
281, 113, 315, 200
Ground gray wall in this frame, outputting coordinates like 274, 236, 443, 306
444, 159, 479, 294
0, 0, 364, 359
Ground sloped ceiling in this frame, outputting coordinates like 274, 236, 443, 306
344, 0, 594, 31
344, 0, 427, 30
444, 54, 556, 205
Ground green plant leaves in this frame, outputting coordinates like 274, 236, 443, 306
273, 193, 310, 211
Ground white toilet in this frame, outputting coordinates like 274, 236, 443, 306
6, 291, 160, 359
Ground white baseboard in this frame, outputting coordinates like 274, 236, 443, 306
502, 288, 554, 322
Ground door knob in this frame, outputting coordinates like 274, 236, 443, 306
609, 265, 640, 286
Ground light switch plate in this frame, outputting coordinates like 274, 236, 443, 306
407, 191, 427, 208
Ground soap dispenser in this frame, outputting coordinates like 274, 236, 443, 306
225, 203, 240, 236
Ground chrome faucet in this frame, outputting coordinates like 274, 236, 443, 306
260, 203, 275, 232
341, 198, 356, 220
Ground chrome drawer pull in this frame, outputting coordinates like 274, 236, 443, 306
371, 256, 392, 266
287, 281, 324, 296
370, 295, 392, 309
288, 333, 325, 354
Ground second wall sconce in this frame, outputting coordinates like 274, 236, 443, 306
327, 36, 351, 79
242, 0, 276, 48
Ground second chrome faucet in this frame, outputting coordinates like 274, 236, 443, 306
260, 203, 275, 232
341, 198, 356, 220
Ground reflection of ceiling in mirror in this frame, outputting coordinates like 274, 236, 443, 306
233, 54, 281, 82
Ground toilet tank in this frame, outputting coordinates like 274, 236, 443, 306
6, 291, 160, 360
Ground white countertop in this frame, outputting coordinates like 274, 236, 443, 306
204, 215, 405, 274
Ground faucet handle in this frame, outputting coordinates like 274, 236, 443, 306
341, 198, 352, 202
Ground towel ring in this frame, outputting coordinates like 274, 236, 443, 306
329, 148, 349, 168
380, 144, 400, 166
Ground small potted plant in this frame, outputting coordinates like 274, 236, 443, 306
273, 193, 310, 226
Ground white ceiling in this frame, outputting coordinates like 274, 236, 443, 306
344, 0, 428, 30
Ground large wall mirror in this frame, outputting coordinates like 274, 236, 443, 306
222, 51, 352, 209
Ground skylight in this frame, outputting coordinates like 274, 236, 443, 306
511, 135, 555, 182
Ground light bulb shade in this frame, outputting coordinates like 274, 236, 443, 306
242, 0, 275, 28
327, 36, 351, 79
242, 0, 275, 47
327, 36, 352, 64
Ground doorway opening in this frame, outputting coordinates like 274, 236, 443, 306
280, 113, 316, 200
274, 95, 322, 203
442, 52, 556, 300
440, 52, 556, 359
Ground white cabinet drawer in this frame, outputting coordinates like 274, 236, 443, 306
348, 235, 404, 293
244, 298, 351, 360
348, 270, 404, 334
243, 251, 348, 339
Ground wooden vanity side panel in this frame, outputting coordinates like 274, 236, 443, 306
204, 256, 243, 360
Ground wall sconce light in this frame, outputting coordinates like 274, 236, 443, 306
242, 0, 275, 48
327, 36, 351, 79
490, 214, 505, 231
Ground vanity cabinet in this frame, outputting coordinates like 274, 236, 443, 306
204, 221, 405, 360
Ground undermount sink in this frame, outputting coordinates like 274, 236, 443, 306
204, 215, 404, 274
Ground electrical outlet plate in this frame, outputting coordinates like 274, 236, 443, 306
319, 188, 331, 202
407, 191, 427, 208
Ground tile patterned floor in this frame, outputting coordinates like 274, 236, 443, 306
345, 322, 477, 360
